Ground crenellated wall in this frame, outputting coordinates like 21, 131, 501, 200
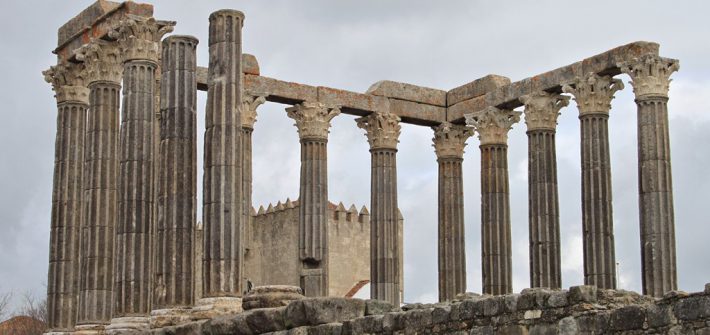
242, 200, 403, 298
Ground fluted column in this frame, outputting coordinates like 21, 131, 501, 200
152, 35, 199, 326
465, 107, 521, 295
106, 18, 173, 332
287, 102, 341, 297
356, 112, 401, 305
563, 73, 624, 289
43, 62, 89, 334
620, 55, 679, 297
201, 10, 245, 312
240, 93, 265, 290
520, 92, 569, 289
432, 123, 473, 302
74, 40, 123, 333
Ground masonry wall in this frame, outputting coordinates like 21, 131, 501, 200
156, 285, 710, 335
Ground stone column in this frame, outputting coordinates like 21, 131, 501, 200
620, 55, 680, 297
74, 40, 123, 334
240, 93, 265, 291
432, 123, 473, 302
106, 17, 173, 333
43, 62, 89, 334
287, 102, 341, 297
151, 35, 199, 327
465, 107, 521, 295
519, 92, 569, 289
563, 73, 624, 289
356, 112, 402, 305
199, 9, 245, 315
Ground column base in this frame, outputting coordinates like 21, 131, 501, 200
191, 297, 242, 320
150, 307, 193, 328
105, 316, 149, 334
44, 331, 73, 335
73, 324, 106, 335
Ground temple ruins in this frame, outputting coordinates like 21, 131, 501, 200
42, 1, 700, 334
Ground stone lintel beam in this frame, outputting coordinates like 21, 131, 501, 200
233, 75, 447, 126
55, 0, 154, 61
447, 41, 662, 122
366, 80, 447, 107
195, 54, 260, 90
447, 74, 512, 106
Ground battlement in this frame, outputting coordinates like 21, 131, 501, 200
254, 198, 371, 224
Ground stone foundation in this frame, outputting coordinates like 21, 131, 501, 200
140, 285, 710, 334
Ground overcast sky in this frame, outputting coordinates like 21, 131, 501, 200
1, 0, 709, 315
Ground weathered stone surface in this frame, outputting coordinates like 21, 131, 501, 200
447, 74, 511, 106
242, 286, 304, 311
364, 300, 396, 316
367, 80, 447, 107
674, 295, 710, 321
284, 298, 366, 328
569, 285, 598, 304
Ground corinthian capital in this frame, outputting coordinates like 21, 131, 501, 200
562, 73, 624, 116
465, 107, 521, 146
286, 102, 341, 140
618, 55, 679, 99
43, 62, 90, 104
111, 15, 175, 63
356, 112, 401, 150
240, 94, 267, 129
520, 91, 569, 131
77, 40, 123, 84
432, 122, 474, 159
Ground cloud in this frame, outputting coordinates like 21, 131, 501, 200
0, 0, 709, 315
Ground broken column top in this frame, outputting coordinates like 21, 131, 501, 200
54, 0, 154, 61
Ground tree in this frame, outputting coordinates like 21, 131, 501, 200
0, 289, 11, 321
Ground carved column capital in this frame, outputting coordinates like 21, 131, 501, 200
432, 122, 474, 159
111, 15, 175, 63
465, 107, 521, 146
356, 112, 402, 150
562, 73, 624, 117
286, 102, 341, 141
520, 91, 569, 131
43, 62, 90, 104
77, 40, 124, 84
240, 94, 267, 130
618, 55, 679, 99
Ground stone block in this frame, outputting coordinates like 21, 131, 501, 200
243, 75, 318, 104
483, 296, 504, 316
381, 311, 406, 332
342, 314, 384, 334
647, 303, 675, 328
609, 305, 646, 331
245, 307, 287, 334
524, 310, 542, 320
447, 74, 511, 106
557, 316, 579, 335
497, 325, 528, 335
674, 295, 710, 321
307, 323, 343, 335
528, 323, 557, 335
547, 290, 568, 308
518, 288, 553, 310
432, 305, 451, 324
446, 94, 486, 122
403, 308, 433, 329
575, 312, 610, 333
388, 98, 446, 125
367, 80, 447, 107
201, 313, 252, 335
285, 298, 366, 328
705, 283, 710, 294
242, 285, 304, 310
317, 86, 390, 114
469, 325, 494, 335
569, 285, 598, 304
450, 299, 484, 321
365, 299, 397, 316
